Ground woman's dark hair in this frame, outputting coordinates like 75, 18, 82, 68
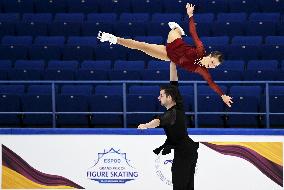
160, 85, 180, 103
210, 51, 224, 63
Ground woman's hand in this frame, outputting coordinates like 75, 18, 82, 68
221, 95, 234, 107
186, 3, 195, 18
137, 123, 147, 130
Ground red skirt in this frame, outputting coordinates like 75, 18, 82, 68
166, 38, 199, 72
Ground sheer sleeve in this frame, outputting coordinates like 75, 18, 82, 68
158, 109, 177, 127
170, 81, 184, 110
195, 66, 224, 96
189, 17, 206, 57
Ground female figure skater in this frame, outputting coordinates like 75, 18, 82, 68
138, 61, 199, 190
98, 3, 233, 107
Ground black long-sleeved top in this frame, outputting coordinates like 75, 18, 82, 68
154, 81, 198, 156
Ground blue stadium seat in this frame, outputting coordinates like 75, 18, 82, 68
76, 69, 109, 80
95, 45, 128, 61
87, 13, 117, 22
198, 95, 225, 127
216, 13, 247, 22
2, 0, 33, 13
1, 36, 33, 46
229, 85, 262, 99
0, 13, 19, 37
179, 85, 194, 96
80, 60, 111, 70
0, 13, 20, 22
114, 21, 147, 37
197, 85, 227, 95
245, 21, 276, 36
199, 0, 228, 13
27, 85, 57, 95
141, 69, 169, 80
90, 95, 122, 126
67, 0, 99, 13
61, 85, 93, 95
228, 0, 259, 13
54, 13, 84, 22
0, 60, 10, 79
62, 45, 93, 61
192, 13, 215, 23
17, 22, 48, 36
44, 69, 74, 80
147, 22, 171, 37
22, 13, 52, 23
22, 13, 53, 23
114, 60, 145, 70
81, 21, 113, 36
95, 85, 123, 96
49, 22, 81, 37
21, 94, 53, 126
151, 13, 182, 23
131, 0, 162, 13
232, 36, 263, 45
56, 95, 89, 126
44, 61, 78, 80
129, 85, 160, 95
48, 60, 78, 70
0, 46, 28, 60
8, 60, 44, 80
200, 36, 229, 46
249, 13, 280, 22
210, 70, 243, 81
217, 60, 245, 71
99, 0, 131, 14
29, 45, 62, 61
147, 60, 170, 70
109, 70, 141, 80
120, 13, 150, 22
258, 0, 284, 12
34, 0, 67, 13
127, 95, 157, 125
67, 36, 98, 47
226, 96, 260, 127
265, 36, 284, 45
163, 0, 186, 13
260, 45, 284, 61
247, 60, 278, 70
0, 85, 25, 126
227, 45, 260, 60
0, 85, 25, 94
34, 36, 65, 46
0, 94, 21, 126
212, 22, 244, 37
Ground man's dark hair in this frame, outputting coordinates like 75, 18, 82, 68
209, 51, 224, 63
160, 85, 180, 103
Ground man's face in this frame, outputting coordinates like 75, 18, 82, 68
158, 90, 171, 107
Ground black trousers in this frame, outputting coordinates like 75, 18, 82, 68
171, 145, 198, 190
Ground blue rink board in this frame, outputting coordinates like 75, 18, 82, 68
0, 128, 284, 136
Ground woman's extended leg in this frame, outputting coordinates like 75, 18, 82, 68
167, 28, 183, 44
117, 37, 170, 61
97, 31, 170, 61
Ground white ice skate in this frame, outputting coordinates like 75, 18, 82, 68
168, 22, 186, 36
97, 31, 118, 45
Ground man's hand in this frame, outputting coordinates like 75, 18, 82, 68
186, 3, 195, 18
137, 124, 148, 130
221, 95, 233, 107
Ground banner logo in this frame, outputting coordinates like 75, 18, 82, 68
87, 148, 139, 184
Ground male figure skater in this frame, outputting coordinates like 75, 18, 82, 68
138, 61, 199, 190
98, 3, 233, 107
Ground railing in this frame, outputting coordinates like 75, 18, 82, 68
0, 80, 283, 128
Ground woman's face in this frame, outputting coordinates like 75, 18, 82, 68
206, 56, 220, 69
